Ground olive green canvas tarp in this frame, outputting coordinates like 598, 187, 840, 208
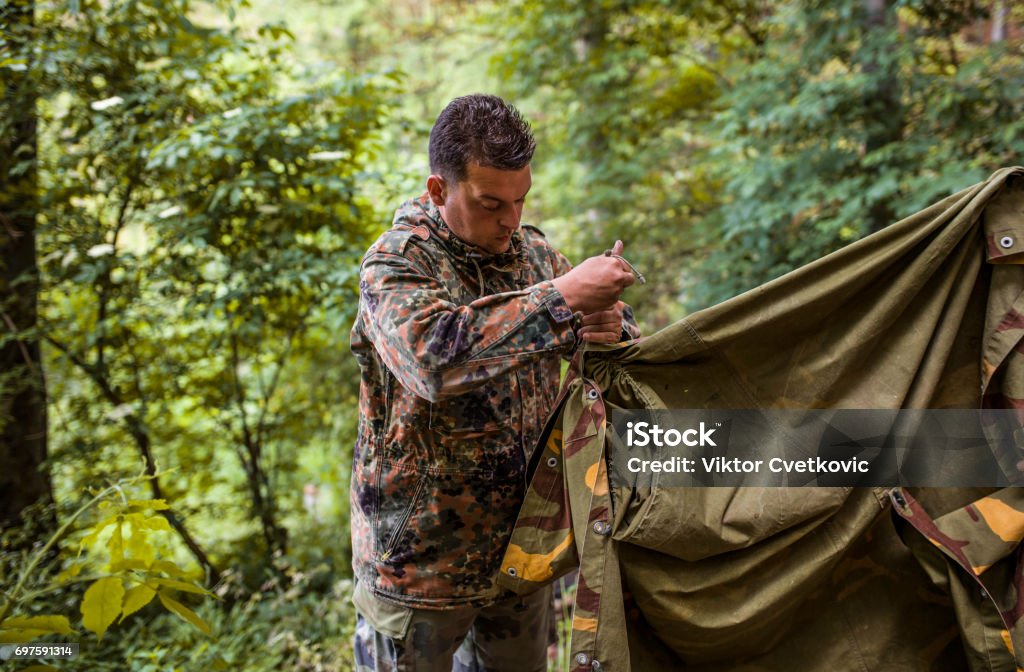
499, 167, 1024, 671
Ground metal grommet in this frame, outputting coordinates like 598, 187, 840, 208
547, 456, 558, 468
591, 661, 602, 671
891, 490, 907, 509
980, 587, 989, 599
575, 653, 590, 666
586, 388, 599, 400
592, 520, 611, 536
1001, 236, 1014, 249
506, 567, 517, 577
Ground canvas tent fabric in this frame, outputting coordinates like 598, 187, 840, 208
498, 167, 1024, 671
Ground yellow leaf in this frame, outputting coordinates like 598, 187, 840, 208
79, 515, 119, 550
157, 591, 211, 635
148, 577, 212, 596
120, 584, 156, 622
56, 562, 85, 583
136, 515, 171, 532
127, 499, 170, 510
81, 576, 125, 640
0, 615, 74, 635
150, 560, 186, 578
0, 629, 49, 643
108, 522, 124, 565
125, 530, 156, 567
15, 665, 58, 672
109, 558, 150, 572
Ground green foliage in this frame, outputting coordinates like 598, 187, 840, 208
4, 1, 1023, 670
694, 1, 1024, 305
21, 0, 397, 577
487, 1, 1024, 320
487, 0, 764, 329
59, 565, 358, 672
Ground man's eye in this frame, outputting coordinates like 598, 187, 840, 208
481, 203, 499, 211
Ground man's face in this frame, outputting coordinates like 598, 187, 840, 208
429, 162, 532, 255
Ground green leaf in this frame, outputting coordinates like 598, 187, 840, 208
81, 576, 125, 640
0, 615, 74, 635
157, 591, 211, 635
120, 584, 157, 622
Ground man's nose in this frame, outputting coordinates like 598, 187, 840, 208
498, 211, 520, 230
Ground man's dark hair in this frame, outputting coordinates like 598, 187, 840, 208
428, 94, 536, 183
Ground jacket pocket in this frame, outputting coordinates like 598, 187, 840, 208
431, 385, 518, 473
374, 463, 521, 598
431, 385, 512, 432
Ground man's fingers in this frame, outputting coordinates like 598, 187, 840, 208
578, 309, 623, 337
581, 323, 618, 338
581, 310, 618, 326
581, 304, 623, 325
611, 239, 623, 256
581, 329, 622, 344
580, 296, 625, 343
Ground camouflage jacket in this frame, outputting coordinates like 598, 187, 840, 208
500, 167, 1024, 671
349, 194, 639, 609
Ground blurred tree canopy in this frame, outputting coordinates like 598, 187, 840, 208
1, 0, 1021, 669
487, 0, 1024, 319
30, 0, 397, 568
700, 0, 1024, 305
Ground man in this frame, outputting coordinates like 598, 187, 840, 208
350, 93, 639, 671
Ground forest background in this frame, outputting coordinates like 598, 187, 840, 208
1, 0, 1022, 670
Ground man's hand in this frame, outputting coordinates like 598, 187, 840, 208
552, 240, 635, 314
579, 301, 627, 344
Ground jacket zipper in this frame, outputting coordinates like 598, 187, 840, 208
380, 476, 427, 562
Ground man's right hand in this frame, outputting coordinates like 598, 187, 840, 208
551, 240, 636, 314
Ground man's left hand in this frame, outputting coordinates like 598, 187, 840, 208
578, 301, 626, 344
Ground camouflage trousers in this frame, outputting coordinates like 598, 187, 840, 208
352, 582, 552, 672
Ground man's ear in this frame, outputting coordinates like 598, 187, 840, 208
426, 175, 447, 206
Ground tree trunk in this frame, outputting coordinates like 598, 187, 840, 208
863, 0, 903, 233
991, 1, 1007, 43
0, 0, 53, 539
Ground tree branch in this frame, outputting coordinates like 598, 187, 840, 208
95, 173, 139, 378
43, 333, 222, 585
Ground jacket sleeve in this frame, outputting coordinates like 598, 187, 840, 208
358, 249, 578, 402
622, 304, 642, 340
549, 247, 642, 342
